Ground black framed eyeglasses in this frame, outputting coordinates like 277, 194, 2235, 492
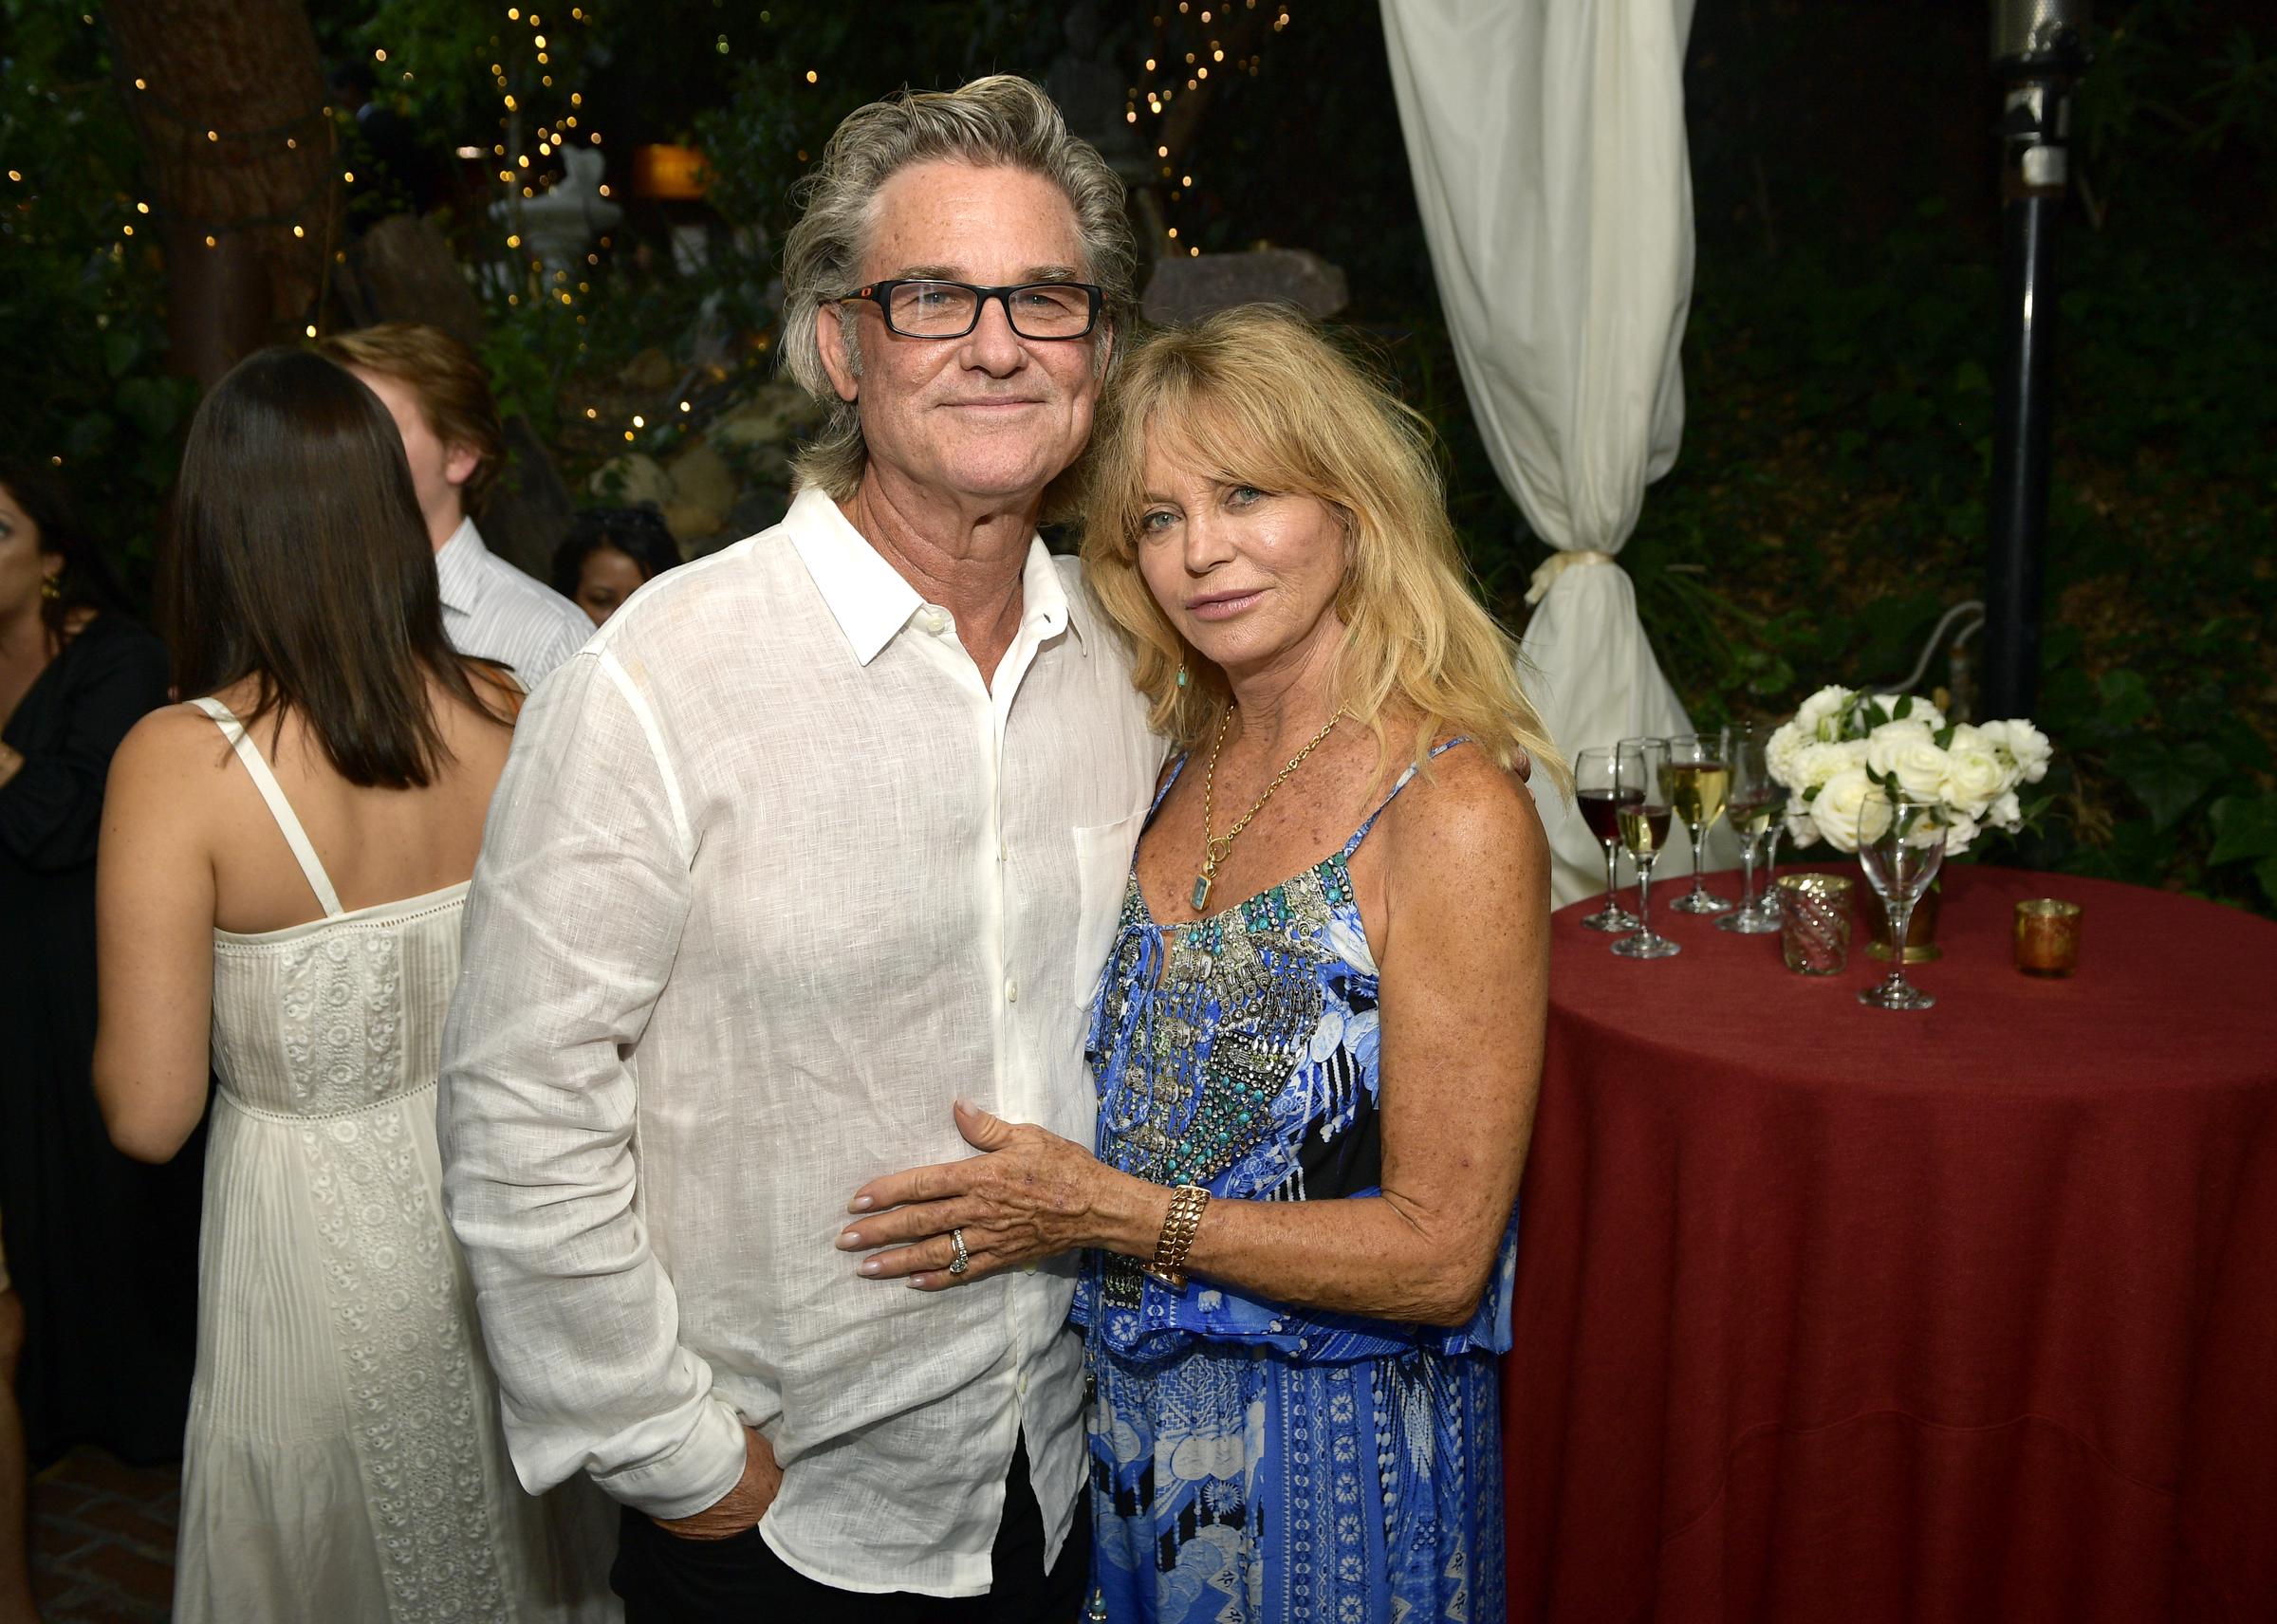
836, 279, 1104, 341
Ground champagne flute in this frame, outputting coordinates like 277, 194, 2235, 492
1610, 738, 1680, 959
1576, 744, 1642, 932
1857, 794, 1948, 1010
1667, 729, 1733, 914
1716, 725, 1786, 934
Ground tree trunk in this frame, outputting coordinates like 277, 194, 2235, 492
106, 0, 336, 385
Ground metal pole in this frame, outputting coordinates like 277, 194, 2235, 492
1984, 2, 2089, 719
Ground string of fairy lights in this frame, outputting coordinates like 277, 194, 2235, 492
1126, 0, 1292, 257
10, 8, 1292, 467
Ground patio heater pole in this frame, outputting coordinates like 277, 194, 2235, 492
1984, 1, 2090, 718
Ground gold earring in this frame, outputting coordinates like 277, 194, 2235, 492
41, 575, 62, 602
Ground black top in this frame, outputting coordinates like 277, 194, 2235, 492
0, 610, 194, 1466
0, 611, 171, 875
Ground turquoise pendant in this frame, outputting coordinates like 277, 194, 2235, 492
1192, 873, 1212, 911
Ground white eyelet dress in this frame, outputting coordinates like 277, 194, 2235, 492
172, 699, 619, 1624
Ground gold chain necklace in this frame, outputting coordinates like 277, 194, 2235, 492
1192, 707, 1345, 912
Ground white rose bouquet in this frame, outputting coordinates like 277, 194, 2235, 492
1766, 686, 2050, 855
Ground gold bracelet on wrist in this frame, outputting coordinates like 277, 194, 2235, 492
1142, 1183, 1210, 1289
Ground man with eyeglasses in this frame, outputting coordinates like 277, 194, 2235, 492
439, 76, 1160, 1622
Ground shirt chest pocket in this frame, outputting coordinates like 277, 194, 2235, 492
1069, 810, 1146, 1009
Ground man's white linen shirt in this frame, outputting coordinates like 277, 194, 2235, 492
434, 515, 593, 687
439, 487, 1160, 1596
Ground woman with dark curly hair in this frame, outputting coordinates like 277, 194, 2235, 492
551, 506, 683, 626
0, 462, 196, 1473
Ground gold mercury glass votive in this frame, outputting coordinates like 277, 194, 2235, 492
2014, 898, 2083, 977
1776, 874, 1854, 975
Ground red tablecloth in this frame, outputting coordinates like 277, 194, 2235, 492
1504, 863, 2277, 1623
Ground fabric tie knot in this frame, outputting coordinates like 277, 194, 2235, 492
1525, 548, 1619, 606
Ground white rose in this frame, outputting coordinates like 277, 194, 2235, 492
1984, 788, 2022, 831
1864, 719, 1932, 775
1939, 729, 2010, 817
1784, 807, 1823, 849
1792, 685, 1853, 743
1942, 813, 1980, 857
1766, 719, 1806, 788
1791, 739, 1860, 791
1899, 696, 1948, 734
1809, 767, 1891, 854
1866, 721, 1953, 803
1980, 718, 2052, 784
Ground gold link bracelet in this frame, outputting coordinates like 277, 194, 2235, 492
1143, 1184, 1211, 1289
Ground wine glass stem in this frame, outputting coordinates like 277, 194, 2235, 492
1886, 896, 1916, 993
1736, 839, 1758, 913
1687, 824, 1706, 897
1601, 840, 1620, 903
1635, 858, 1655, 936
1763, 827, 1782, 894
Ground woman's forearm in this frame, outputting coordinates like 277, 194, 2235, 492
1086, 1170, 1502, 1329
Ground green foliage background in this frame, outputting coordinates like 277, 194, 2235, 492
3, 0, 2269, 908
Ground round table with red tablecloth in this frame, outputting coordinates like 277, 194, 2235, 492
1503, 863, 2277, 1624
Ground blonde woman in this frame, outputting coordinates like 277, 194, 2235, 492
840, 305, 1556, 1622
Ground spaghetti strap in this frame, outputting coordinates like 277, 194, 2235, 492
190, 697, 347, 918
1338, 736, 1472, 859
1142, 753, 1189, 831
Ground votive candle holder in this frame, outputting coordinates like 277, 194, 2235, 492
1776, 874, 1854, 976
2014, 898, 2083, 977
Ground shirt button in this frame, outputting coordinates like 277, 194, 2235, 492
1005, 978, 1019, 1004
923, 608, 948, 635
998, 841, 1009, 863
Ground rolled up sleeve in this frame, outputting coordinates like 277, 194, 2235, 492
438, 646, 747, 1519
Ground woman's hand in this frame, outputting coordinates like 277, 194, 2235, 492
838, 1100, 1156, 1290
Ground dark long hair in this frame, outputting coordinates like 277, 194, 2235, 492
550, 504, 684, 600
166, 348, 509, 789
0, 461, 132, 642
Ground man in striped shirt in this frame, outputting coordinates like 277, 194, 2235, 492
322, 323, 593, 688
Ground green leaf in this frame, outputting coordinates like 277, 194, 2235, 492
1803, 784, 1823, 803
115, 376, 179, 441
1934, 723, 1957, 748
2208, 795, 2277, 866
1894, 694, 1915, 720
2098, 670, 2155, 729
2104, 737, 2213, 833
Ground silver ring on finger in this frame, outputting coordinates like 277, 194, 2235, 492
947, 1227, 970, 1277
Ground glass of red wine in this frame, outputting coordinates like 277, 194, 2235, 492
1576, 744, 1643, 932
1611, 738, 1681, 959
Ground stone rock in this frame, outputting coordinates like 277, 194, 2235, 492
620, 347, 676, 392
347, 216, 487, 351
666, 439, 736, 527
588, 453, 673, 508
659, 498, 725, 545
708, 382, 825, 452
1140, 249, 1350, 326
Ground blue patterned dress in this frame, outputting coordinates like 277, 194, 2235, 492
1073, 743, 1514, 1624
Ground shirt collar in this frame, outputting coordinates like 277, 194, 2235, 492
434, 516, 485, 615
786, 486, 1083, 666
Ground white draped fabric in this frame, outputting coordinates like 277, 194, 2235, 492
1381, 0, 1717, 904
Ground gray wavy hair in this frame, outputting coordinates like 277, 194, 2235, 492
779, 75, 1137, 500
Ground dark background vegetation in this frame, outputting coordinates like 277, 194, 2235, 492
4, 0, 2271, 908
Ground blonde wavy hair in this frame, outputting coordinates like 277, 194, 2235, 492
1078, 305, 1567, 792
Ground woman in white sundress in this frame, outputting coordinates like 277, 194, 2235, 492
91, 347, 615, 1623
